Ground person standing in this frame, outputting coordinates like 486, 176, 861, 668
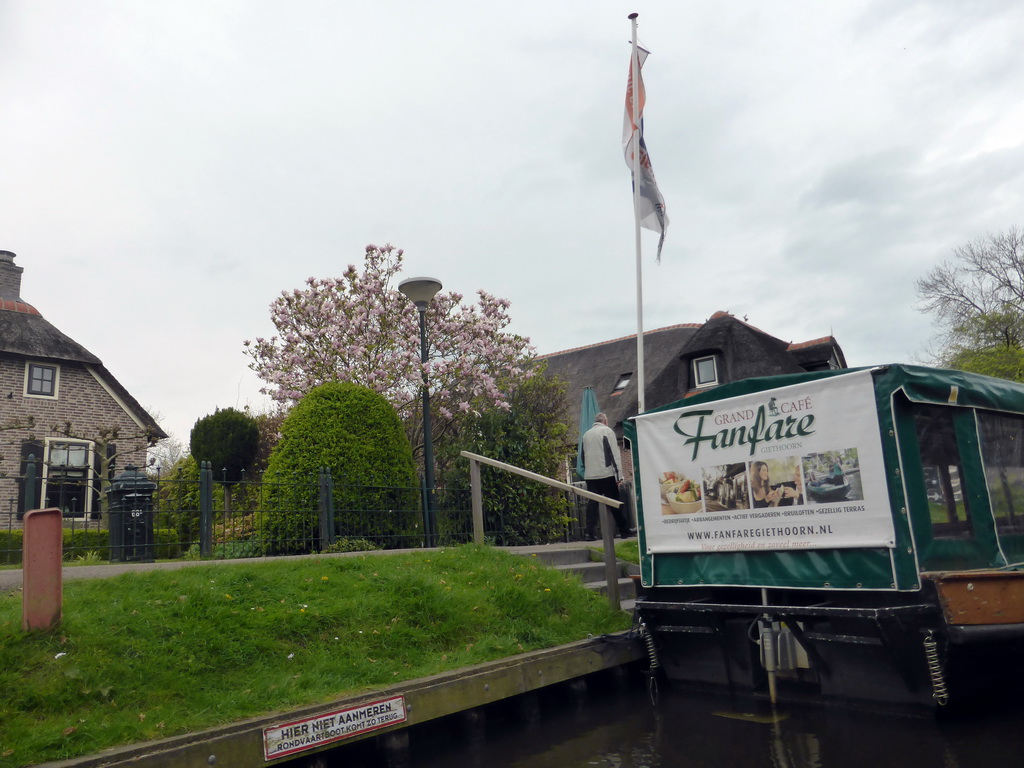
830, 458, 846, 486
580, 413, 634, 540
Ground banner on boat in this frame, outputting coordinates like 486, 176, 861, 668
633, 370, 895, 554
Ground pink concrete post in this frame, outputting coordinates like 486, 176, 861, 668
22, 507, 63, 631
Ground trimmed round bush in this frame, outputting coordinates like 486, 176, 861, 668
260, 382, 418, 553
189, 407, 259, 481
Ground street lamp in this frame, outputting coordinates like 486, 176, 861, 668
399, 276, 443, 547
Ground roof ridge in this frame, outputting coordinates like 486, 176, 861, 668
788, 336, 835, 351
0, 299, 41, 316
538, 322, 701, 359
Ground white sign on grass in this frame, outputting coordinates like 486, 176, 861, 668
633, 370, 895, 554
263, 695, 407, 761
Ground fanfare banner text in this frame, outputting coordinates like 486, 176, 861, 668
633, 370, 895, 554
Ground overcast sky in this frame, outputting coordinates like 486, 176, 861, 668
2, 1, 1023, 446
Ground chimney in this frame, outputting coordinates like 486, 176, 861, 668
0, 251, 23, 301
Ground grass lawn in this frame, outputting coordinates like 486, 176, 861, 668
587, 539, 640, 565
614, 539, 639, 565
0, 545, 630, 767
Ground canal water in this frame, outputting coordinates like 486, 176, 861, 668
403, 682, 1024, 768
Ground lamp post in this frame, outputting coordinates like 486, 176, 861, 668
399, 276, 443, 547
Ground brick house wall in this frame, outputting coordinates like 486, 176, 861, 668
0, 355, 153, 515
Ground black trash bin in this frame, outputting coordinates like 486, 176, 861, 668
108, 465, 156, 563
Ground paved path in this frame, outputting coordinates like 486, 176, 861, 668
0, 541, 601, 593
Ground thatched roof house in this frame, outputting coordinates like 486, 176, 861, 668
540, 311, 846, 435
0, 250, 164, 440
0, 250, 166, 519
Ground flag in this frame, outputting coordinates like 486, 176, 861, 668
623, 46, 668, 262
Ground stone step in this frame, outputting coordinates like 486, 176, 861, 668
555, 559, 609, 582
511, 545, 637, 612
586, 575, 636, 600
514, 546, 596, 568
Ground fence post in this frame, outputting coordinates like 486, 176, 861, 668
318, 468, 336, 548
470, 458, 484, 545
419, 475, 433, 548
223, 478, 231, 534
199, 461, 213, 558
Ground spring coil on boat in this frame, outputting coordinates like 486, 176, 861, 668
639, 618, 659, 672
923, 630, 949, 706
638, 618, 660, 704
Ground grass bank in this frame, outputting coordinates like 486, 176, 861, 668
612, 539, 639, 564
0, 545, 630, 767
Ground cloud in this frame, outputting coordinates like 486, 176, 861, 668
2, 0, 1023, 443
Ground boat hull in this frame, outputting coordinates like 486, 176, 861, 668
805, 480, 851, 502
635, 576, 1024, 710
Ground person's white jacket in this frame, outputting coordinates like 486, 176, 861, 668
581, 421, 622, 481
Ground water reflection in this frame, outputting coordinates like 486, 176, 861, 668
409, 684, 1024, 768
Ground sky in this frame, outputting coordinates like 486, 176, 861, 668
2, 1, 1023, 447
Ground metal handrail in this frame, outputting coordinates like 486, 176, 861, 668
460, 450, 623, 609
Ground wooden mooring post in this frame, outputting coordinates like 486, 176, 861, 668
22, 507, 63, 631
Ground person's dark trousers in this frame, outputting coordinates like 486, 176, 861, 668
584, 476, 630, 538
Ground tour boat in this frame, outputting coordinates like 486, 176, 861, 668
626, 364, 1024, 709
805, 478, 851, 502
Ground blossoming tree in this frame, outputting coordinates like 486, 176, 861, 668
243, 244, 536, 462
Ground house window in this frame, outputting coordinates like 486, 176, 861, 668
25, 362, 58, 398
693, 356, 719, 389
49, 442, 90, 468
611, 373, 632, 394
43, 439, 95, 519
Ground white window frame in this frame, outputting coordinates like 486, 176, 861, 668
612, 372, 632, 393
42, 438, 95, 518
692, 355, 719, 389
24, 361, 60, 399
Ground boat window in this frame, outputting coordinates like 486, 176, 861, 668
914, 406, 974, 540
978, 411, 1024, 543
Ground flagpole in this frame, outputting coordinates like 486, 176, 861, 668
629, 12, 645, 414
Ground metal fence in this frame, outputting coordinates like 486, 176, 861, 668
0, 461, 514, 565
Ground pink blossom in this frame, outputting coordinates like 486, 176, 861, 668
243, 244, 534, 457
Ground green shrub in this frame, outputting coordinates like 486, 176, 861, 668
189, 407, 260, 481
0, 531, 22, 565
0, 528, 184, 565
182, 539, 265, 560
155, 455, 203, 542
259, 382, 418, 553
63, 528, 109, 556
440, 368, 573, 544
320, 537, 383, 554
153, 528, 187, 559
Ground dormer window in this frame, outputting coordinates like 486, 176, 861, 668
25, 362, 58, 399
693, 356, 719, 389
611, 372, 632, 395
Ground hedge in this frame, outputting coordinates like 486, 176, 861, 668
0, 528, 184, 566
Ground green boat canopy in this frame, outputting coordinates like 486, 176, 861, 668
625, 364, 1024, 592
